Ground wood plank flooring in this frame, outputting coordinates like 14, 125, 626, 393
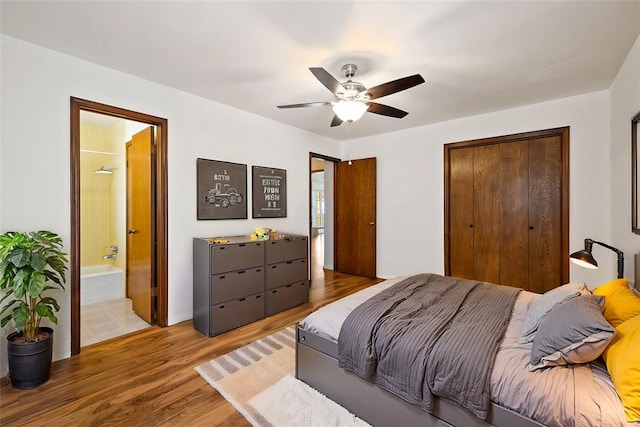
0, 255, 382, 426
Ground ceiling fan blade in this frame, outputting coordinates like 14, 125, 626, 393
366, 74, 425, 100
277, 102, 332, 109
330, 115, 343, 127
309, 67, 345, 95
366, 102, 409, 118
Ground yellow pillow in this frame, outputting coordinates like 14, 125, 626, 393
593, 279, 640, 327
603, 314, 640, 422
593, 278, 630, 297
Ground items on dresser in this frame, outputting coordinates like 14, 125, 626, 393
193, 234, 308, 337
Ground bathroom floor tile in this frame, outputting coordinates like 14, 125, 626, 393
81, 298, 149, 347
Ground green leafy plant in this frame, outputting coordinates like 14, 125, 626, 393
0, 231, 68, 342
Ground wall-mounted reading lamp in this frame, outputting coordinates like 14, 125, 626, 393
569, 238, 624, 279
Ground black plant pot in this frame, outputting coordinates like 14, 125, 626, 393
7, 327, 54, 389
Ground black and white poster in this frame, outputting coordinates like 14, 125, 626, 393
252, 166, 287, 218
197, 158, 247, 220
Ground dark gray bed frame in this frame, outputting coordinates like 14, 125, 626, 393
295, 324, 546, 427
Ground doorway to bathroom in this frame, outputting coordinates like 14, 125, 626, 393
70, 97, 168, 355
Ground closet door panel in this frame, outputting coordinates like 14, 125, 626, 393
449, 148, 475, 279
528, 136, 562, 293
500, 141, 529, 288
473, 144, 501, 284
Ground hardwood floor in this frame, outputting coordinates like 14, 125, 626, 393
0, 242, 382, 426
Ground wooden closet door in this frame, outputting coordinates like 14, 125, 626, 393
445, 127, 569, 292
499, 141, 529, 287
473, 144, 501, 284
528, 136, 562, 293
448, 147, 475, 279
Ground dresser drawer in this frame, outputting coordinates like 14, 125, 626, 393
211, 293, 265, 336
265, 237, 308, 264
210, 241, 264, 274
266, 281, 309, 316
265, 258, 308, 290
211, 267, 264, 304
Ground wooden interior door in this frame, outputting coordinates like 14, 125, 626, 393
126, 127, 154, 323
335, 158, 377, 278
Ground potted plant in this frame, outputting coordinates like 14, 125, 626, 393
0, 230, 68, 389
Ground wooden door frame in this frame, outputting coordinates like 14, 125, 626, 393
70, 97, 168, 356
443, 126, 570, 283
308, 152, 340, 281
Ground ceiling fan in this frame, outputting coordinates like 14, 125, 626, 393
277, 64, 425, 127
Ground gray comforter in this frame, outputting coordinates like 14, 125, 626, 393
338, 273, 521, 419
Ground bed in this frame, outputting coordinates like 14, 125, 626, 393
295, 273, 639, 427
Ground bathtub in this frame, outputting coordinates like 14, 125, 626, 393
80, 265, 125, 305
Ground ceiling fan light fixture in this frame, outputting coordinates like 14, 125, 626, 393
278, 65, 424, 127
332, 100, 368, 123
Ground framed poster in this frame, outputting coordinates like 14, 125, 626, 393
197, 158, 247, 220
252, 166, 287, 218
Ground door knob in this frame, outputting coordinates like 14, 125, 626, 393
128, 229, 138, 235
369, 222, 375, 226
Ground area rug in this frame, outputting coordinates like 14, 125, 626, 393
195, 327, 370, 426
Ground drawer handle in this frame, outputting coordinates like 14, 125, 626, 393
219, 247, 226, 250
256, 294, 262, 299
239, 297, 246, 302
272, 290, 278, 294
219, 275, 226, 279
238, 270, 245, 274
256, 269, 261, 272
256, 243, 262, 246
286, 261, 293, 264
286, 284, 292, 288
219, 305, 225, 309
239, 243, 245, 247
271, 265, 277, 269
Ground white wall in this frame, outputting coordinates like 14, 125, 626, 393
346, 90, 614, 287
0, 35, 339, 374
610, 34, 640, 288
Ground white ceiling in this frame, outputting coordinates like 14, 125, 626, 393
2, 1, 639, 141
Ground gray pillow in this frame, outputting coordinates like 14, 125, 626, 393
529, 295, 615, 371
519, 282, 588, 344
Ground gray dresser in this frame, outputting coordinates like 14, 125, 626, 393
265, 237, 310, 316
193, 235, 309, 337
